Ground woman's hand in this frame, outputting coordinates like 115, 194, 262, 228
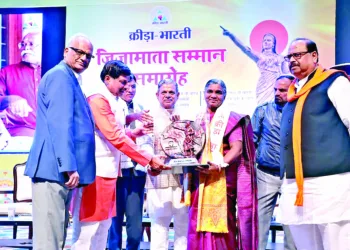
222, 30, 232, 37
196, 161, 222, 174
220, 25, 231, 37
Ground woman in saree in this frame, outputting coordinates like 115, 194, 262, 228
186, 79, 258, 250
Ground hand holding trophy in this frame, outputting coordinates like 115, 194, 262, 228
160, 119, 206, 206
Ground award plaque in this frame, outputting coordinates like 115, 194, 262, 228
160, 120, 207, 170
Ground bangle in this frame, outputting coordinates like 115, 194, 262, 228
220, 163, 229, 168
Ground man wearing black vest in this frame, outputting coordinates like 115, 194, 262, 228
279, 38, 350, 250
252, 75, 296, 250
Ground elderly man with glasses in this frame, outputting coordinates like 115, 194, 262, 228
145, 78, 190, 250
0, 31, 42, 150
25, 33, 96, 250
279, 38, 350, 250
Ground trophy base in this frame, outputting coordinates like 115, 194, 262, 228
157, 159, 210, 175
170, 164, 209, 168
168, 158, 197, 166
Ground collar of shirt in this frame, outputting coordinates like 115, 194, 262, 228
72, 71, 82, 86
295, 68, 317, 93
20, 61, 41, 69
295, 76, 308, 93
273, 102, 284, 112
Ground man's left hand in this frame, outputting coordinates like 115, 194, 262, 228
65, 171, 80, 189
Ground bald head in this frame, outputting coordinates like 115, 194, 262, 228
64, 33, 94, 74
67, 34, 92, 48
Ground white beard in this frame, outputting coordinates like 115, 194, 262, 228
21, 50, 40, 65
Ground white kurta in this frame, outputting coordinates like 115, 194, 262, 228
146, 104, 190, 250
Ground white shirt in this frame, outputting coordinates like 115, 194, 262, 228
295, 74, 350, 134
72, 71, 82, 86
120, 100, 154, 172
93, 92, 126, 178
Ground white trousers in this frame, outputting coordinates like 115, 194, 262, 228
71, 188, 112, 250
289, 221, 350, 250
148, 187, 188, 250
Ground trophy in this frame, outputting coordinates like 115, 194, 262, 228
160, 120, 207, 171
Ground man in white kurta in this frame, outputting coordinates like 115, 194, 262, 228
146, 79, 191, 250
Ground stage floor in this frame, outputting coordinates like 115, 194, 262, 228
0, 225, 284, 249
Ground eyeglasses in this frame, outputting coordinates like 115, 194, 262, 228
69, 47, 94, 60
284, 51, 310, 62
18, 42, 39, 49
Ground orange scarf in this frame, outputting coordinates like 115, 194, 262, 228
287, 66, 340, 206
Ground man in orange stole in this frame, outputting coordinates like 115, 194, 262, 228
71, 60, 168, 250
187, 79, 258, 250
279, 38, 350, 250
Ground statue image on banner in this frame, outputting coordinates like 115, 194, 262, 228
221, 22, 290, 106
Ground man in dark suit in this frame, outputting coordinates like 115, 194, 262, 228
25, 33, 96, 250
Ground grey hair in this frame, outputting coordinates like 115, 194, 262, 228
157, 78, 179, 93
204, 79, 227, 97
